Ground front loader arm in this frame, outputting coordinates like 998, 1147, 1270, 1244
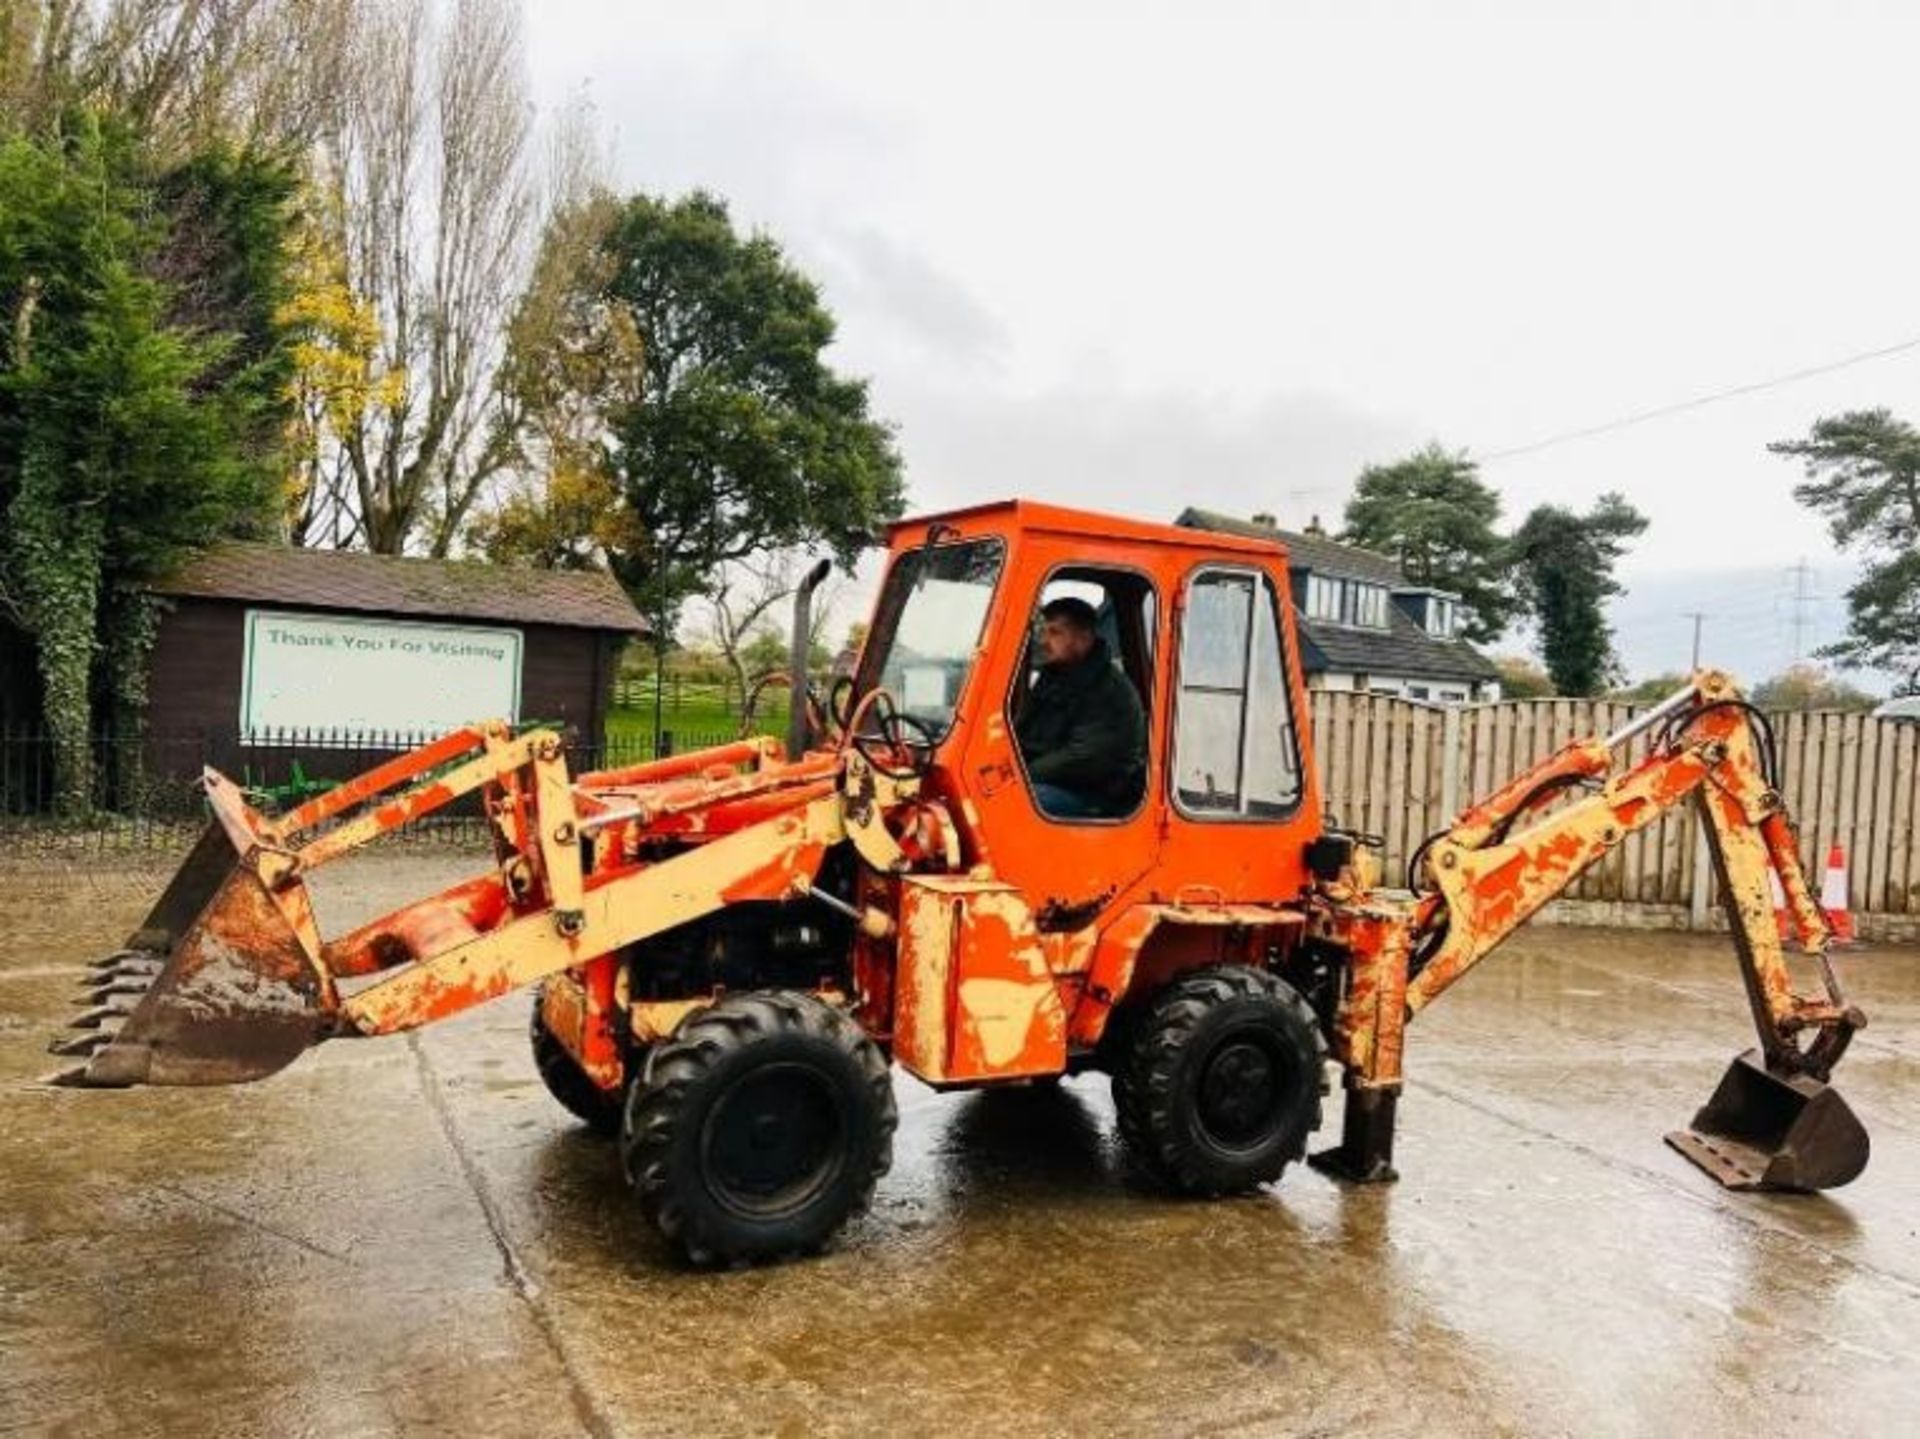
48, 725, 912, 1087
1315, 671, 1870, 1193
340, 792, 847, 1034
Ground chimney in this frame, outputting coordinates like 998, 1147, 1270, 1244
1305, 514, 1326, 536
1250, 511, 1277, 528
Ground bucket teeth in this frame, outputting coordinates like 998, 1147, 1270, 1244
82, 962, 161, 988
48, 1030, 117, 1057
81, 957, 162, 981
70, 998, 140, 1029
86, 948, 154, 973
81, 976, 156, 1003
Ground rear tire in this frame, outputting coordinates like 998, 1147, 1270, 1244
1113, 966, 1325, 1195
621, 992, 896, 1266
530, 982, 623, 1136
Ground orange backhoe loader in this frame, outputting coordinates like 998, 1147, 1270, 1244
49, 501, 1870, 1264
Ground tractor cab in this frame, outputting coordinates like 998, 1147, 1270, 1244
848, 500, 1323, 925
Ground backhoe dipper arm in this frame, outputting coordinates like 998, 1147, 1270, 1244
1406, 673, 1860, 1073
1315, 671, 1870, 1192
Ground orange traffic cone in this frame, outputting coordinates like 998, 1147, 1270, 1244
1768, 867, 1792, 941
1819, 842, 1856, 946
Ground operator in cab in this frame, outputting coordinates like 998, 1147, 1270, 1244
1015, 596, 1148, 818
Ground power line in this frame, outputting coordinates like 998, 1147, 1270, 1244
1479, 334, 1920, 463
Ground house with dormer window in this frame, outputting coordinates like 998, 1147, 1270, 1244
1176, 508, 1501, 703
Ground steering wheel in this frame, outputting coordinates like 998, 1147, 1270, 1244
851, 692, 939, 780
798, 681, 832, 749
826, 674, 857, 739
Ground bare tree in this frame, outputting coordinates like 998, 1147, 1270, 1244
0, 2, 82, 128
700, 557, 801, 707
20, 0, 356, 153
697, 551, 844, 704
321, 0, 537, 555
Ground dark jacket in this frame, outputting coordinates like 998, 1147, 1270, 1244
1014, 639, 1147, 803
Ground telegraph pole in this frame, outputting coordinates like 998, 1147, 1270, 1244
1682, 611, 1707, 669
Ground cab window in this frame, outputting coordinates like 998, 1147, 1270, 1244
1172, 568, 1303, 819
854, 538, 1004, 737
1008, 568, 1156, 822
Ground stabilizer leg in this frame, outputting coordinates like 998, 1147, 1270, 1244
1310, 1083, 1400, 1183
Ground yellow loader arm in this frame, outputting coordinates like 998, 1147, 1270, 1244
47, 722, 915, 1089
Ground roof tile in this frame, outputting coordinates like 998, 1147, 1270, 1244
1175, 507, 1499, 685
152, 543, 649, 634
1175, 507, 1404, 583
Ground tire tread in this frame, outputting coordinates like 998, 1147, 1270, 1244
529, 981, 623, 1136
622, 990, 895, 1265
1113, 965, 1325, 1195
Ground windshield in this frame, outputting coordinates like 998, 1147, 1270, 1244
856, 538, 1005, 737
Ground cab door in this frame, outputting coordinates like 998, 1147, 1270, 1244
951, 542, 1167, 931
1152, 560, 1319, 903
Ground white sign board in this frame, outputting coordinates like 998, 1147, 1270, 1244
241, 609, 522, 741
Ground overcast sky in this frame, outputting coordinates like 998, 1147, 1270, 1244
524, 0, 1920, 687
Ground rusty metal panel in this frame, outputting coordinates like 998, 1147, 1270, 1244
893, 878, 1065, 1085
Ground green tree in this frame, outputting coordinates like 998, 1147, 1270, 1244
478, 189, 642, 569
741, 627, 788, 679
1508, 494, 1648, 697
1770, 409, 1920, 694
1341, 443, 1518, 643
1750, 662, 1880, 713
502, 190, 905, 632
1610, 672, 1690, 704
0, 118, 293, 813
1492, 654, 1554, 699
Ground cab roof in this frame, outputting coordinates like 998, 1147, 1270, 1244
888, 498, 1287, 557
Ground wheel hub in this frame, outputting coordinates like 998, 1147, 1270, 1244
1198, 1036, 1285, 1148
703, 1063, 846, 1218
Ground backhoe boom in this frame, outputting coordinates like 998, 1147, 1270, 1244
1314, 670, 1868, 1191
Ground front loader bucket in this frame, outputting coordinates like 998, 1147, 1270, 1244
1665, 1050, 1870, 1192
47, 821, 332, 1088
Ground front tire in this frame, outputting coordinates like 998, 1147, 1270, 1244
1113, 966, 1325, 1194
621, 992, 896, 1266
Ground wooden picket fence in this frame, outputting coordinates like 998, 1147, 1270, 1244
1307, 692, 1920, 935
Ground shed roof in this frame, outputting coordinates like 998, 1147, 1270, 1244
152, 543, 649, 635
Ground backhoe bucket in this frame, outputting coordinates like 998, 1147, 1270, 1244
1665, 1050, 1870, 1192
47, 821, 332, 1088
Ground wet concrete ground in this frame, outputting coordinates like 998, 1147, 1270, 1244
1, 850, 1916, 1437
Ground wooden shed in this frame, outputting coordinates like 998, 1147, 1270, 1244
141, 543, 646, 789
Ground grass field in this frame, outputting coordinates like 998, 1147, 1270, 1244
603, 692, 787, 756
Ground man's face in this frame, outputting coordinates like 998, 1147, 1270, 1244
1038, 615, 1095, 668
